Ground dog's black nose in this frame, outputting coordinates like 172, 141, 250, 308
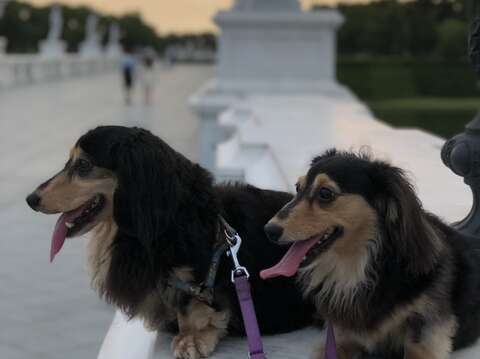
264, 223, 283, 243
26, 193, 41, 210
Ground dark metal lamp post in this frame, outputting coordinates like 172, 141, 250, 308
441, 15, 480, 236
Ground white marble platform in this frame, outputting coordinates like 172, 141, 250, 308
101, 309, 480, 359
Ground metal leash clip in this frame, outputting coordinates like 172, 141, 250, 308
225, 229, 250, 283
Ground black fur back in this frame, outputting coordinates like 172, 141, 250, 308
216, 184, 315, 333
77, 126, 313, 333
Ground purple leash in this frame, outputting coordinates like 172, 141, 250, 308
233, 273, 266, 359
221, 216, 337, 359
325, 321, 337, 359
224, 224, 267, 359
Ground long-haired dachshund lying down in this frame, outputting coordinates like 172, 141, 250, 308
26, 126, 314, 359
262, 149, 480, 359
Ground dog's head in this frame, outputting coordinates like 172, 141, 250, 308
26, 126, 180, 261
261, 149, 439, 283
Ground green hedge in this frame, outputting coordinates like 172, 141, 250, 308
371, 107, 475, 138
337, 60, 479, 100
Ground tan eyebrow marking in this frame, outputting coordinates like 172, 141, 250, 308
309, 174, 341, 199
69, 147, 83, 161
296, 176, 307, 191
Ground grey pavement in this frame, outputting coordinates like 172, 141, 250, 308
0, 64, 213, 359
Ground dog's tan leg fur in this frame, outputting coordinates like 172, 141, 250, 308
172, 299, 230, 359
404, 318, 456, 359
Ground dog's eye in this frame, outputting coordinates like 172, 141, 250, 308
76, 159, 92, 177
318, 187, 335, 203
295, 183, 301, 193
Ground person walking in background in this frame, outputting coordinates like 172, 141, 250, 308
139, 52, 156, 106
121, 48, 136, 106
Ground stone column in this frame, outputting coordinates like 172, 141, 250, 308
0, 1, 8, 55
190, 0, 345, 172
105, 23, 122, 58
0, 1, 7, 17
79, 14, 102, 58
39, 6, 66, 58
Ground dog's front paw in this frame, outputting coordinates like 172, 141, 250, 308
172, 329, 219, 359
172, 334, 199, 359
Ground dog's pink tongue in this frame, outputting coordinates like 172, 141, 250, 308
50, 208, 83, 262
260, 237, 319, 279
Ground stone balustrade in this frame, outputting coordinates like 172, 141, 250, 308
0, 55, 118, 90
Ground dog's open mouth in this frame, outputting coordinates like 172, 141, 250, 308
50, 194, 105, 262
260, 226, 343, 279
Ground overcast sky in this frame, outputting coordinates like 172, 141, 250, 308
29, 0, 372, 34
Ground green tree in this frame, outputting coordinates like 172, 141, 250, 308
0, 1, 165, 53
314, 0, 468, 60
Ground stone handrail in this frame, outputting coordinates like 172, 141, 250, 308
0, 55, 118, 90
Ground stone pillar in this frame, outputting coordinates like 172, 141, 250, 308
0, 38, 5, 54
0, 0, 7, 17
106, 23, 122, 58
79, 14, 102, 58
190, 0, 345, 172
0, 0, 8, 55
39, 6, 66, 58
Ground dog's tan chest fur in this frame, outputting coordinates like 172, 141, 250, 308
87, 220, 116, 293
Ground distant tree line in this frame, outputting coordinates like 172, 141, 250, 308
0, 1, 216, 54
313, 0, 469, 60
0, 0, 471, 59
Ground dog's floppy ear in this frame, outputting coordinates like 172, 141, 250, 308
112, 129, 179, 255
371, 163, 440, 274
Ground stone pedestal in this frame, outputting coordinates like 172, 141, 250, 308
39, 41, 66, 58
190, 0, 345, 172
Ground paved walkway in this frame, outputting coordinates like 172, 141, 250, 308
0, 64, 213, 359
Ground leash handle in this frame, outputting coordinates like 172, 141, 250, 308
226, 232, 250, 282
325, 321, 337, 359
234, 273, 267, 359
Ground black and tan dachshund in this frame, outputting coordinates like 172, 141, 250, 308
26, 126, 313, 359
262, 149, 480, 359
